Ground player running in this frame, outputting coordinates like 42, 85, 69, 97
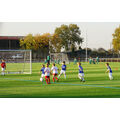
44, 64, 51, 84
40, 64, 45, 82
78, 62, 85, 82
51, 63, 59, 82
74, 58, 77, 65
1, 59, 6, 76
58, 61, 66, 79
105, 63, 113, 80
57, 59, 60, 65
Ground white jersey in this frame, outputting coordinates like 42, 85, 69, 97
44, 67, 50, 76
51, 66, 58, 74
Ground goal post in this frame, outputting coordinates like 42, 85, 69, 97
0, 50, 32, 74
50, 52, 70, 64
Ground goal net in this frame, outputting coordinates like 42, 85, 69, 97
50, 52, 69, 64
0, 50, 32, 74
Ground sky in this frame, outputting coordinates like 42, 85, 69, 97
0, 22, 120, 50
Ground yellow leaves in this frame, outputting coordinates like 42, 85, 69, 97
112, 26, 120, 53
19, 33, 51, 50
50, 33, 62, 52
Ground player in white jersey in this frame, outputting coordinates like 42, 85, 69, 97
51, 63, 59, 82
44, 64, 51, 84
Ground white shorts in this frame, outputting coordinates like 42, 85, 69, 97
78, 73, 84, 77
1, 68, 5, 71
60, 70, 66, 74
41, 74, 45, 78
109, 73, 112, 78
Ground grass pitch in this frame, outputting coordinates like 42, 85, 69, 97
0, 62, 120, 98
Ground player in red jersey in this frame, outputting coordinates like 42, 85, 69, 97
44, 64, 51, 84
1, 59, 6, 76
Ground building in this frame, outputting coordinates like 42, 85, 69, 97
0, 36, 49, 60
0, 36, 24, 49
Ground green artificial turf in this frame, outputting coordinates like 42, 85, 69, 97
0, 62, 120, 98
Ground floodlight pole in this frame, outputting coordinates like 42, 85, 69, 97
86, 30, 88, 62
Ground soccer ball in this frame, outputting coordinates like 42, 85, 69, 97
40, 78, 43, 82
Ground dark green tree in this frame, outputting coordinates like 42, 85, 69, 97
54, 24, 83, 51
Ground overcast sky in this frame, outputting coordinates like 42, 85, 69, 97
0, 22, 120, 50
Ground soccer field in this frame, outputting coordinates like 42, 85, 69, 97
0, 62, 120, 98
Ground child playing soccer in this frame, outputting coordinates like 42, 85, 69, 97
58, 61, 66, 79
44, 59, 47, 64
93, 58, 96, 64
78, 62, 85, 82
96, 56, 99, 64
40, 64, 45, 82
89, 57, 92, 64
44, 64, 51, 84
54, 59, 57, 64
51, 63, 59, 82
74, 58, 77, 65
1, 59, 6, 76
105, 63, 113, 80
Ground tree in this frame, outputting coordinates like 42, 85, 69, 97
34, 33, 50, 50
54, 24, 83, 51
55, 24, 69, 51
20, 34, 34, 50
112, 26, 120, 53
50, 33, 62, 52
20, 33, 50, 51
69, 24, 83, 51
98, 48, 106, 53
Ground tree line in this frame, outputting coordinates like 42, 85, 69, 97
20, 23, 120, 56
20, 24, 83, 53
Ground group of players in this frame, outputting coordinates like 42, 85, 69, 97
40, 61, 68, 84
0, 59, 113, 84
88, 57, 99, 64
40, 61, 113, 84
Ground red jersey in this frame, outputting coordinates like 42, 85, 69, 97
1, 62, 6, 68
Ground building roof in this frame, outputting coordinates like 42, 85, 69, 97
0, 36, 24, 40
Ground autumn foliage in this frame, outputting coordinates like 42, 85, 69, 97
20, 33, 50, 51
20, 24, 83, 52
112, 26, 120, 53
